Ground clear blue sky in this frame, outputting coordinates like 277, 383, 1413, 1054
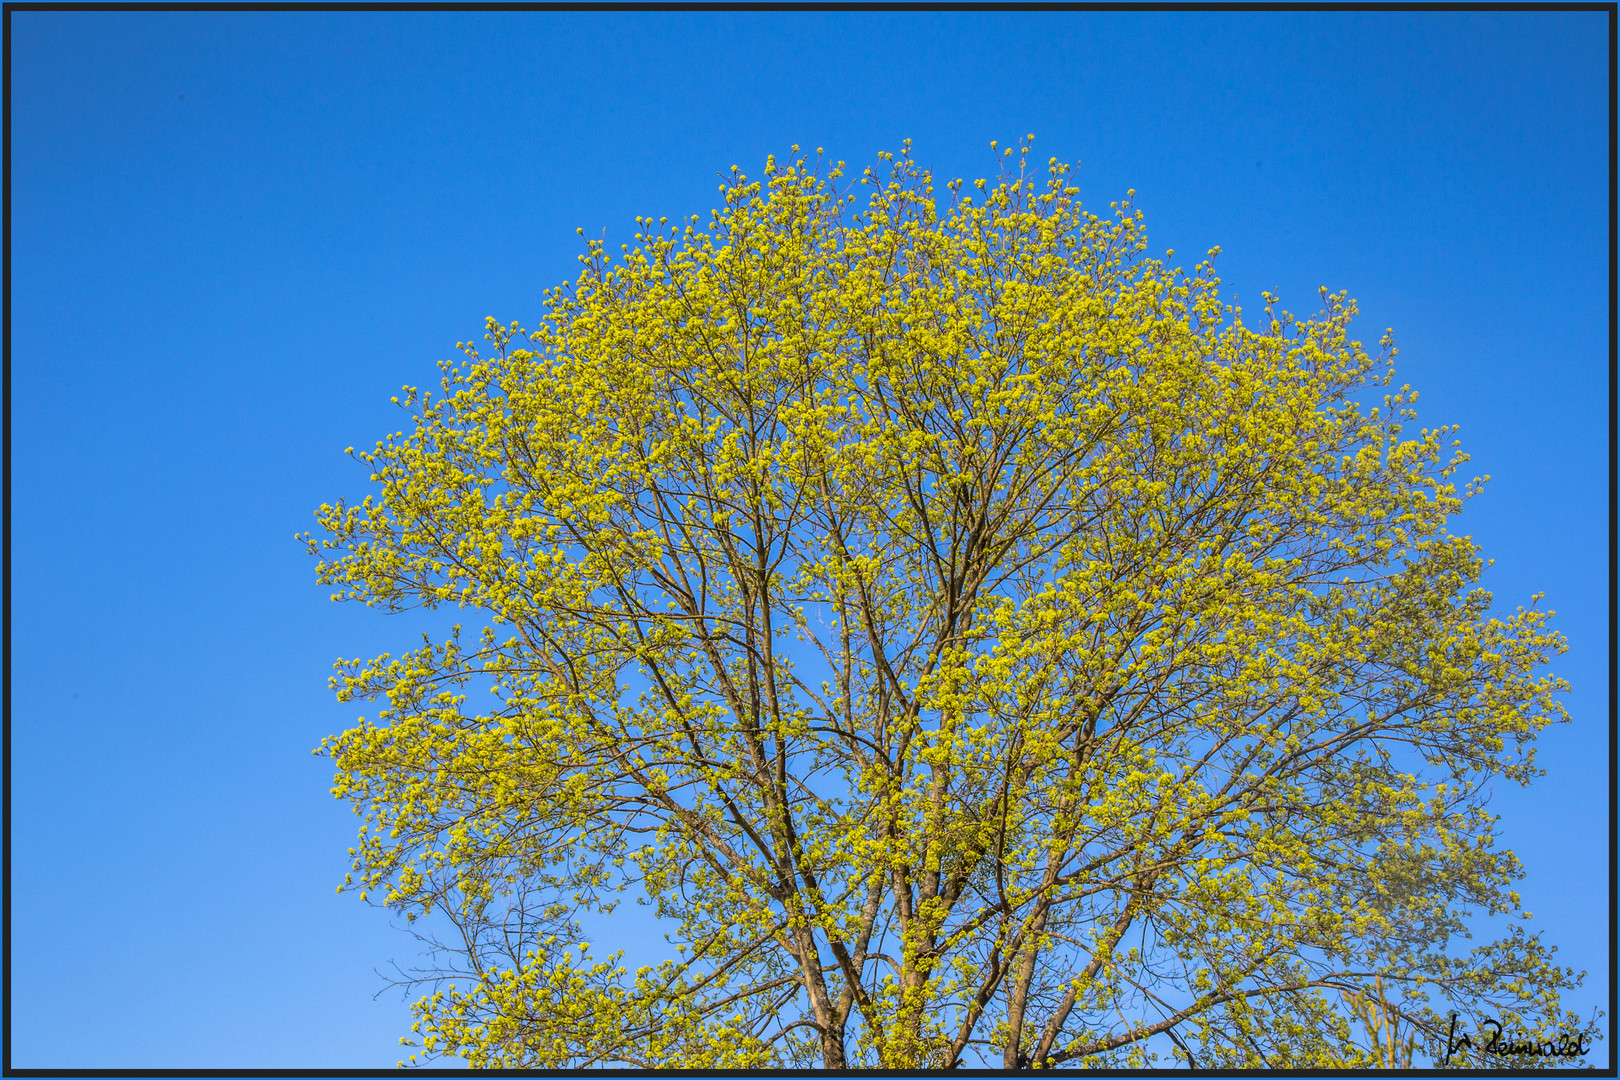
10, 10, 1608, 1070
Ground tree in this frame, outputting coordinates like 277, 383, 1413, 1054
305, 139, 1597, 1069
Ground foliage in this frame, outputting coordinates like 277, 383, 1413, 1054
305, 139, 1596, 1068
1334, 977, 1417, 1068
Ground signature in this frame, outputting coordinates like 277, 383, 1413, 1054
1442, 1013, 1592, 1065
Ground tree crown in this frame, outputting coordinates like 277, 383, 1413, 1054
307, 140, 1591, 1069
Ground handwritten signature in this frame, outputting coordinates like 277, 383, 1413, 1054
1442, 1013, 1592, 1065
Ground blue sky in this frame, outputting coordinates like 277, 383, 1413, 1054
10, 10, 1608, 1070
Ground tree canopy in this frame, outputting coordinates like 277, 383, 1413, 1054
306, 140, 1595, 1069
